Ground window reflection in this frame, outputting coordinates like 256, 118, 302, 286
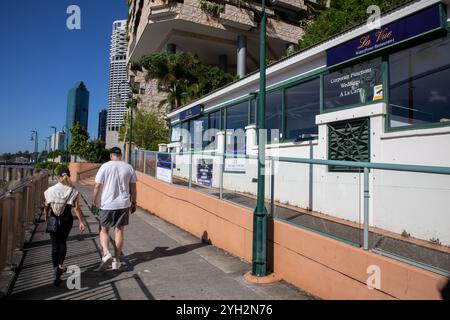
389, 35, 450, 128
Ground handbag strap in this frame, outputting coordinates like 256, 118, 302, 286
59, 188, 75, 215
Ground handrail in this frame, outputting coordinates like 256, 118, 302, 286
141, 150, 450, 175
0, 171, 48, 201
76, 165, 101, 181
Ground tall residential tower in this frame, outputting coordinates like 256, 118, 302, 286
105, 20, 129, 148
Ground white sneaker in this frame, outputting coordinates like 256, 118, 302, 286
97, 252, 112, 271
111, 259, 121, 271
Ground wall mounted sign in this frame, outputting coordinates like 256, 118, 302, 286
326, 4, 444, 66
323, 58, 383, 110
179, 104, 203, 121
156, 153, 172, 183
197, 159, 213, 187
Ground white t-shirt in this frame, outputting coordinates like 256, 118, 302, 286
44, 183, 79, 216
95, 160, 137, 210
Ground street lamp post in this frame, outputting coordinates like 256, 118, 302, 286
31, 130, 39, 163
61, 125, 69, 162
252, 0, 269, 277
114, 81, 133, 164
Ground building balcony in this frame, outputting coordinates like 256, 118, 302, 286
127, 0, 306, 66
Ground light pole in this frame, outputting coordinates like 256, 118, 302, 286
252, 0, 270, 277
113, 81, 133, 164
62, 125, 69, 162
50, 126, 57, 151
31, 130, 38, 163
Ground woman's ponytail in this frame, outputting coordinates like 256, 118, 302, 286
58, 173, 73, 187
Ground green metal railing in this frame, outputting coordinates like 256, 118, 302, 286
131, 148, 450, 277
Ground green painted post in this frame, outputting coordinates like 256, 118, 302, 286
252, 0, 268, 277
128, 106, 133, 165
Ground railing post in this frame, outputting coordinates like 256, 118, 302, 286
270, 157, 275, 216
0, 197, 10, 271
143, 151, 147, 175
189, 150, 193, 188
363, 167, 370, 250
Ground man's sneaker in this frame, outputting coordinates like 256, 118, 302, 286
111, 259, 121, 271
97, 252, 112, 271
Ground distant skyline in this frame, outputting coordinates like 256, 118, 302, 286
0, 0, 128, 153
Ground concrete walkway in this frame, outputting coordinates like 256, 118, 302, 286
6, 182, 314, 300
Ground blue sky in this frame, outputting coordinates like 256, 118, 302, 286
0, 0, 128, 153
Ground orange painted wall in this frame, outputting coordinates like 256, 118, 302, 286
69, 162, 101, 183
135, 172, 447, 300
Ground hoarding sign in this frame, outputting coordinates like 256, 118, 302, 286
156, 153, 172, 183
197, 159, 213, 187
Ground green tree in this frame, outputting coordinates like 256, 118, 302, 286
84, 139, 110, 163
68, 122, 89, 158
134, 52, 236, 110
298, 0, 412, 50
119, 109, 169, 151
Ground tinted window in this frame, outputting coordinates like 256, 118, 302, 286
389, 35, 450, 128
285, 78, 320, 140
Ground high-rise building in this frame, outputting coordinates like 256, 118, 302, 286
105, 20, 129, 148
66, 81, 89, 145
98, 108, 107, 143
50, 131, 66, 151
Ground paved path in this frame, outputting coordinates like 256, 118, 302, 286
6, 182, 314, 300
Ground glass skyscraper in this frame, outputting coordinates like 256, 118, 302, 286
66, 81, 90, 145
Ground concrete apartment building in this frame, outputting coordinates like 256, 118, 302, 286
106, 20, 130, 149
126, 0, 324, 112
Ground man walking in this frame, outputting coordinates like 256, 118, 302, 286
92, 147, 137, 271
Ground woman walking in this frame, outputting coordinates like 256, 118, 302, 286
43, 167, 85, 286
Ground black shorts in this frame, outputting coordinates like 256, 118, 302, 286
99, 208, 129, 228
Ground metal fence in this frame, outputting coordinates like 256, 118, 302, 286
131, 149, 450, 277
0, 170, 48, 273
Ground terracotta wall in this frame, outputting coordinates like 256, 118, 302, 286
69, 163, 101, 183
135, 172, 447, 300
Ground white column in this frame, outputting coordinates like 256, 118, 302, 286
245, 124, 257, 155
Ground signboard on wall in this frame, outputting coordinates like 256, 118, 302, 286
179, 104, 203, 121
323, 58, 383, 109
156, 153, 172, 183
197, 159, 213, 187
224, 157, 246, 172
326, 4, 444, 66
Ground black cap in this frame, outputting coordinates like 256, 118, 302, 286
110, 147, 122, 155
57, 167, 71, 177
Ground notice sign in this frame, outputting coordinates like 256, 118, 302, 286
323, 58, 383, 110
224, 157, 246, 172
197, 159, 213, 187
156, 153, 172, 184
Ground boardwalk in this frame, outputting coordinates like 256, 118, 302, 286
6, 181, 314, 300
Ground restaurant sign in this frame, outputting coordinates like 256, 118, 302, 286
179, 104, 203, 121
327, 4, 444, 66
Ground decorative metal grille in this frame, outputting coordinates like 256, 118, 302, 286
328, 118, 370, 172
